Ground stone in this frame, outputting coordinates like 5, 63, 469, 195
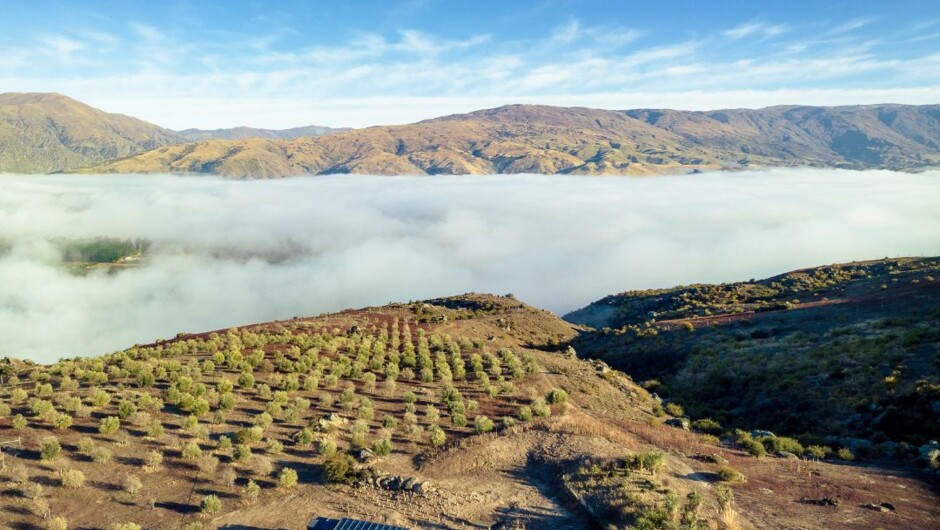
665, 418, 691, 430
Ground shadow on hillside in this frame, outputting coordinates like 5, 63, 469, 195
155, 500, 198, 514
503, 457, 597, 529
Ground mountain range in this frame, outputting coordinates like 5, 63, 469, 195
1, 92, 938, 177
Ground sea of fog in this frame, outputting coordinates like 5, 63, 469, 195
1, 169, 939, 362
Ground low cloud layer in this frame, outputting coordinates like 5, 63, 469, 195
1, 169, 938, 362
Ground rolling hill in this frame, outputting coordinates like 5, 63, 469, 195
83, 103, 940, 178
0, 93, 181, 174
567, 257, 940, 453
2, 92, 937, 178
0, 289, 937, 529
176, 125, 348, 141
0, 93, 346, 174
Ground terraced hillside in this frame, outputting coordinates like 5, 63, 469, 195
569, 258, 940, 456
1, 293, 937, 529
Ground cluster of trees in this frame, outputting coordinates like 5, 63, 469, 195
0, 313, 567, 527
59, 237, 149, 263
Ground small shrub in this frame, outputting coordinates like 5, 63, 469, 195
806, 445, 832, 459
700, 434, 720, 446
59, 468, 86, 489
372, 438, 392, 457
760, 436, 804, 456
91, 446, 113, 463
277, 467, 298, 489
182, 441, 203, 460
99, 416, 120, 435
741, 439, 766, 458
12, 414, 27, 429
319, 440, 338, 458
123, 474, 143, 495
45, 516, 68, 530
243, 479, 261, 500
691, 418, 722, 435
324, 452, 356, 484
716, 465, 745, 483
427, 425, 446, 447
40, 437, 61, 461
474, 415, 494, 434
23, 482, 44, 499
546, 388, 569, 405
531, 398, 551, 418
145, 449, 164, 472
836, 447, 855, 461
664, 402, 684, 417
293, 427, 314, 446
200, 494, 222, 516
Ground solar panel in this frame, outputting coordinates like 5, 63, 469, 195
308, 516, 408, 530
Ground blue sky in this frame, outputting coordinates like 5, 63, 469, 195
2, 0, 938, 128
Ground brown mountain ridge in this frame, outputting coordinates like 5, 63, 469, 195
1, 92, 939, 177
0, 93, 341, 174
83, 102, 940, 178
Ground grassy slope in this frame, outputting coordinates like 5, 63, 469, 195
0, 93, 181, 173
568, 258, 940, 451
0, 293, 937, 529
82, 104, 940, 178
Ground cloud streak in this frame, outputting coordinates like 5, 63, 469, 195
2, 14, 938, 128
1, 170, 939, 362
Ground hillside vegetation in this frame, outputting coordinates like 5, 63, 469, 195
1, 292, 938, 529
83, 103, 940, 178
4, 92, 938, 177
0, 93, 180, 173
0, 93, 344, 174
568, 258, 940, 457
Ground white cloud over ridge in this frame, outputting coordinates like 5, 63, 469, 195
2, 14, 938, 129
1, 169, 939, 362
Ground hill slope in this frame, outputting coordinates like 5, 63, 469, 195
0, 293, 937, 529
83, 103, 940, 178
0, 93, 182, 173
176, 125, 349, 141
568, 257, 940, 452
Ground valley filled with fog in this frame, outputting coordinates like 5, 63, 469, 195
1, 169, 938, 362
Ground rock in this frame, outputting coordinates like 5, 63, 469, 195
665, 418, 691, 430
803, 497, 839, 507
402, 477, 416, 490
776, 451, 799, 459
751, 430, 775, 438
316, 413, 348, 431
860, 502, 896, 512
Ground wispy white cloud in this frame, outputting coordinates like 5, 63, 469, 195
723, 21, 788, 39
823, 17, 877, 37
550, 19, 581, 45
4, 15, 937, 128
37, 35, 85, 58
131, 23, 165, 42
